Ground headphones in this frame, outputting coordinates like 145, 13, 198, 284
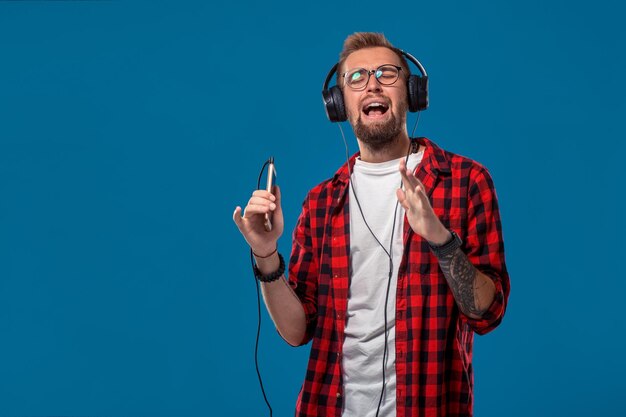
322, 50, 429, 123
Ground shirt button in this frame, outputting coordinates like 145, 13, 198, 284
336, 392, 342, 398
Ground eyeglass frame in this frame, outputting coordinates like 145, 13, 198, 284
341, 64, 404, 91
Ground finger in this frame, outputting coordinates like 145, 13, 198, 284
408, 171, 425, 190
403, 160, 423, 187
412, 181, 425, 196
412, 182, 430, 203
252, 189, 276, 202
396, 188, 409, 210
233, 206, 244, 228
409, 184, 434, 212
398, 160, 412, 190
398, 159, 420, 191
248, 196, 277, 210
244, 203, 274, 216
402, 162, 428, 198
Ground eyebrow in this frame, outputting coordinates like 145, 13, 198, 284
342, 64, 399, 75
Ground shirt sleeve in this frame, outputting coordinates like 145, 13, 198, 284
286, 194, 320, 346
460, 166, 511, 335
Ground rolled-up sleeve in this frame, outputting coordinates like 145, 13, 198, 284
460, 166, 510, 335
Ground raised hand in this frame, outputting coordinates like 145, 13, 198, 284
396, 159, 450, 245
233, 185, 284, 257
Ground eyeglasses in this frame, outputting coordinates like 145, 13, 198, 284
342, 64, 403, 90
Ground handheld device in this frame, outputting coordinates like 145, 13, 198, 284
264, 157, 276, 232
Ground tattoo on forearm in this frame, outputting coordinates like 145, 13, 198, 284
438, 248, 485, 316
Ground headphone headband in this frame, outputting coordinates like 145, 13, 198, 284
323, 62, 340, 93
399, 50, 428, 78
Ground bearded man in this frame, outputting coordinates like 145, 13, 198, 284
233, 32, 510, 417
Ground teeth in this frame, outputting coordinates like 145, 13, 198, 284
363, 101, 389, 115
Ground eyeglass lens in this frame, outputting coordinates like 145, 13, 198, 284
345, 65, 400, 89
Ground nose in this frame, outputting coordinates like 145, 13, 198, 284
366, 71, 382, 92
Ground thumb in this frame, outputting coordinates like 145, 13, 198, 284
233, 206, 244, 228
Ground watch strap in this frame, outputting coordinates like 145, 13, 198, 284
428, 230, 462, 258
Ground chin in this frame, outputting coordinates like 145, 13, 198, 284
353, 111, 404, 150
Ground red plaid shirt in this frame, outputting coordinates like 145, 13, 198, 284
287, 137, 510, 417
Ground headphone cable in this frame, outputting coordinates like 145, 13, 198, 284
249, 159, 274, 417
337, 115, 420, 416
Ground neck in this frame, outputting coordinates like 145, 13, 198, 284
357, 132, 412, 163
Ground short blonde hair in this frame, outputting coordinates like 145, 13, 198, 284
337, 32, 410, 86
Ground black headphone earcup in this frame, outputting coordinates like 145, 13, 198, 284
407, 74, 429, 112
407, 75, 419, 112
323, 85, 347, 122
407, 75, 429, 112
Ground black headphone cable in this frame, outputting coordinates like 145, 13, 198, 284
337, 111, 420, 417
248, 159, 274, 417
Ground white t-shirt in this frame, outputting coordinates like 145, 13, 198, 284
342, 151, 423, 417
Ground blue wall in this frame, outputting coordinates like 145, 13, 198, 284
1, 1, 624, 416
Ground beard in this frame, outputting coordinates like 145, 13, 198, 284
352, 101, 407, 152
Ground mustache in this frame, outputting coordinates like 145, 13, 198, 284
360, 94, 391, 107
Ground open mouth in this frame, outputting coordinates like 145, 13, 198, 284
362, 102, 389, 118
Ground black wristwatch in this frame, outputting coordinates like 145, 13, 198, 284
428, 230, 462, 258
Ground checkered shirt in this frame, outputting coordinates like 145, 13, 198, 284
287, 137, 510, 417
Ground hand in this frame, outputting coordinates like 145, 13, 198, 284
396, 159, 450, 245
233, 185, 284, 256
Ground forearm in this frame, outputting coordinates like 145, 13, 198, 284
256, 253, 307, 346
437, 247, 496, 319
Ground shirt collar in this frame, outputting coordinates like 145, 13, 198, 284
331, 136, 451, 186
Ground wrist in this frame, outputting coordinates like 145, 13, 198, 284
253, 252, 285, 283
254, 251, 281, 275
427, 226, 452, 246
429, 229, 462, 258
253, 246, 277, 259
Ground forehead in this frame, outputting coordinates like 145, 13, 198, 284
344, 47, 402, 70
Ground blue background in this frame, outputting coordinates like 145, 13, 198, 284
1, 1, 624, 416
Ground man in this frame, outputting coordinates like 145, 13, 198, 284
233, 32, 510, 417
